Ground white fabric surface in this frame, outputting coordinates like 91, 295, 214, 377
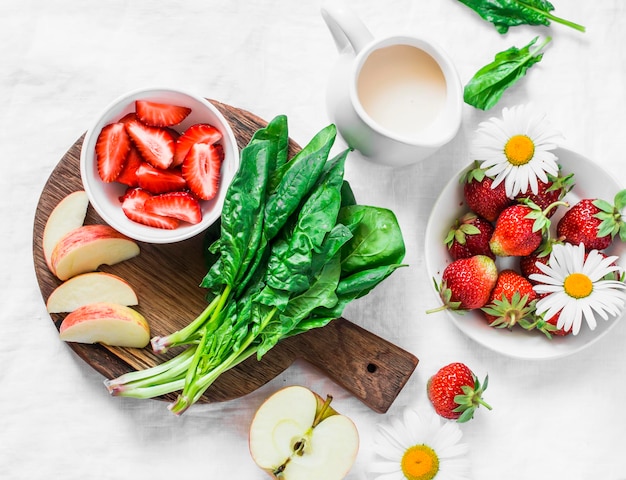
2, 1, 626, 479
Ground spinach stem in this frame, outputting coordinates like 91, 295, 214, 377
180, 285, 232, 400
104, 347, 196, 391
168, 307, 277, 415
151, 295, 221, 353
517, 0, 586, 32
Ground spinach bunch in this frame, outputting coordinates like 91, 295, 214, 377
458, 0, 585, 34
464, 36, 550, 110
105, 117, 406, 414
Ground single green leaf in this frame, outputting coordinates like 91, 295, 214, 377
201, 139, 273, 290
614, 189, 626, 211
464, 36, 550, 111
338, 205, 406, 275
264, 124, 337, 240
457, 0, 585, 34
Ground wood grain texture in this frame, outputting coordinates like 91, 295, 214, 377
32, 100, 418, 413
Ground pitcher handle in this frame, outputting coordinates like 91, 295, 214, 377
321, 1, 374, 54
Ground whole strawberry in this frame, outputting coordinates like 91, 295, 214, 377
427, 362, 491, 422
519, 238, 562, 283
482, 269, 537, 328
462, 163, 514, 222
428, 255, 498, 312
557, 191, 626, 251
514, 171, 574, 217
445, 212, 495, 260
489, 199, 563, 257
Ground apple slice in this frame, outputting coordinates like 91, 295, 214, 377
42, 190, 89, 272
249, 385, 359, 480
59, 302, 150, 348
50, 224, 140, 281
46, 272, 138, 313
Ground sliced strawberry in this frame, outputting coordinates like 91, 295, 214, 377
135, 162, 187, 194
173, 123, 223, 166
116, 146, 143, 187
95, 122, 131, 182
144, 191, 202, 225
182, 143, 224, 200
118, 112, 139, 124
120, 187, 179, 230
126, 119, 175, 169
135, 100, 192, 127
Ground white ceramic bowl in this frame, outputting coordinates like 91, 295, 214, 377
425, 148, 626, 360
80, 87, 239, 244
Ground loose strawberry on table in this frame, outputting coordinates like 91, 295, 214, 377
427, 362, 491, 422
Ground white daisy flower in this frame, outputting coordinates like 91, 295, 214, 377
370, 407, 470, 480
471, 104, 562, 198
530, 243, 626, 335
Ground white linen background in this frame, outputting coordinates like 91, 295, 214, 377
2, 1, 625, 479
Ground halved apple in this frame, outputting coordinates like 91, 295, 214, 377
50, 224, 140, 281
59, 302, 150, 348
42, 190, 89, 272
46, 272, 138, 313
249, 385, 359, 480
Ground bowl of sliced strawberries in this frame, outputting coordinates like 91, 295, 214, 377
425, 148, 626, 360
80, 87, 240, 243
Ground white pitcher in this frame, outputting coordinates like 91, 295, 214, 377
321, 2, 463, 167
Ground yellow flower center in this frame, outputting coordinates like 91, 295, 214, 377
563, 272, 593, 299
401, 444, 440, 480
504, 135, 535, 166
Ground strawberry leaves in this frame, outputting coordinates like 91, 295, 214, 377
593, 189, 626, 242
453, 373, 492, 423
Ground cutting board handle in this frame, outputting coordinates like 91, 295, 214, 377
287, 317, 419, 413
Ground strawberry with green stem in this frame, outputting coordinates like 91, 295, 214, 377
482, 269, 537, 328
445, 212, 495, 260
557, 190, 626, 251
462, 162, 514, 222
514, 170, 575, 217
427, 362, 492, 422
490, 198, 567, 257
427, 255, 498, 313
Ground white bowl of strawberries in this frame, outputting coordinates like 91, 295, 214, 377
425, 148, 626, 360
80, 87, 239, 244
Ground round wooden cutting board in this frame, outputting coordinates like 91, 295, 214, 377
32, 100, 418, 413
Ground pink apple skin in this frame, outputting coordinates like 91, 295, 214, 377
50, 224, 140, 280
59, 302, 150, 348
46, 272, 138, 313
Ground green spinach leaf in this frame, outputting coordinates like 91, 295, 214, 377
464, 36, 550, 111
338, 205, 406, 275
457, 0, 584, 34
